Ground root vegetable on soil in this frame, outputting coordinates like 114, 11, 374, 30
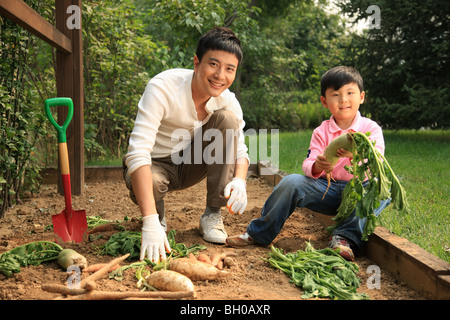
197, 253, 212, 264
61, 290, 195, 300
211, 252, 237, 267
223, 257, 235, 267
41, 283, 194, 300
88, 223, 121, 234
322, 132, 353, 200
58, 249, 88, 270
83, 263, 121, 273
80, 253, 130, 288
169, 257, 229, 281
146, 270, 195, 294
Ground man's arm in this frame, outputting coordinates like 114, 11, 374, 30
234, 157, 249, 180
131, 165, 170, 262
130, 165, 157, 217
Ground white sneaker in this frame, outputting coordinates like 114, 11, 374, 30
199, 213, 227, 244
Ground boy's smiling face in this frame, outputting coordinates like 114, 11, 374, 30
192, 49, 239, 101
320, 82, 365, 129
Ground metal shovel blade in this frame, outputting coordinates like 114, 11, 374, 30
52, 208, 88, 244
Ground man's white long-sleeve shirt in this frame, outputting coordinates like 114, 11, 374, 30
124, 68, 249, 177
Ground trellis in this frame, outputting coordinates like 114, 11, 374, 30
0, 0, 84, 195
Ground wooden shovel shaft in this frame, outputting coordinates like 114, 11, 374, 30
59, 142, 72, 211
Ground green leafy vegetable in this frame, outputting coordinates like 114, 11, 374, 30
326, 132, 410, 240
101, 229, 206, 282
108, 260, 151, 281
99, 229, 206, 262
266, 243, 369, 300
0, 241, 63, 277
99, 231, 142, 260
167, 229, 207, 258
86, 215, 130, 229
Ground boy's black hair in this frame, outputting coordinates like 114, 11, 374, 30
196, 27, 243, 65
320, 66, 364, 97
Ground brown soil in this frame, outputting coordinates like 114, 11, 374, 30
0, 176, 424, 301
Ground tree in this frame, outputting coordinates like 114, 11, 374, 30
337, 0, 450, 129
238, 0, 351, 130
82, 0, 171, 159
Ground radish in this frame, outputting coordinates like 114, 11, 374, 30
324, 131, 410, 240
58, 249, 88, 270
322, 132, 354, 199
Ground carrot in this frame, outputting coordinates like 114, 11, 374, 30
83, 263, 121, 273
146, 270, 195, 294
322, 132, 354, 199
80, 253, 130, 288
197, 253, 212, 264
169, 257, 229, 281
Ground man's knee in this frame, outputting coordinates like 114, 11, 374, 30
152, 171, 169, 201
210, 109, 239, 130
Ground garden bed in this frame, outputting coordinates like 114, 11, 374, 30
0, 170, 427, 301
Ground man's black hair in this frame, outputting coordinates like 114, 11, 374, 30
196, 27, 243, 65
321, 66, 364, 97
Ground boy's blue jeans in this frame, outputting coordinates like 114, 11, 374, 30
246, 174, 390, 250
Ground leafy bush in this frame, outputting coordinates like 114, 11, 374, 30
0, 9, 49, 216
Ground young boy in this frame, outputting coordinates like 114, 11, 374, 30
123, 27, 250, 262
226, 66, 390, 261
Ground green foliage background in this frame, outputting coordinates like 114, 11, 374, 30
0, 0, 448, 216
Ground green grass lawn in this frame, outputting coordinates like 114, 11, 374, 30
268, 129, 449, 262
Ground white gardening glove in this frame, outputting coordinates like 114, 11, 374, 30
140, 214, 171, 262
224, 177, 247, 215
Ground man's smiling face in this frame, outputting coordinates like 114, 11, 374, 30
192, 49, 239, 100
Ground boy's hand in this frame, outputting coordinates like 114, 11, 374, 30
336, 148, 353, 158
313, 154, 333, 174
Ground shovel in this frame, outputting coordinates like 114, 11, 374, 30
45, 97, 88, 243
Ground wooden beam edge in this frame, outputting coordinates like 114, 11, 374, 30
0, 0, 72, 53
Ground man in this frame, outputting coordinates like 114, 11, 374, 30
123, 27, 249, 262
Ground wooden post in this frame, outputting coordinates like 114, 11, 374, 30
55, 0, 84, 195
0, 0, 84, 195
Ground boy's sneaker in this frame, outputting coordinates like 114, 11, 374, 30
329, 235, 355, 261
226, 232, 256, 248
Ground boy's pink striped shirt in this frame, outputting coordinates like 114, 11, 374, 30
302, 111, 385, 182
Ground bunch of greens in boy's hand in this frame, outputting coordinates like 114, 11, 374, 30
325, 131, 410, 240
